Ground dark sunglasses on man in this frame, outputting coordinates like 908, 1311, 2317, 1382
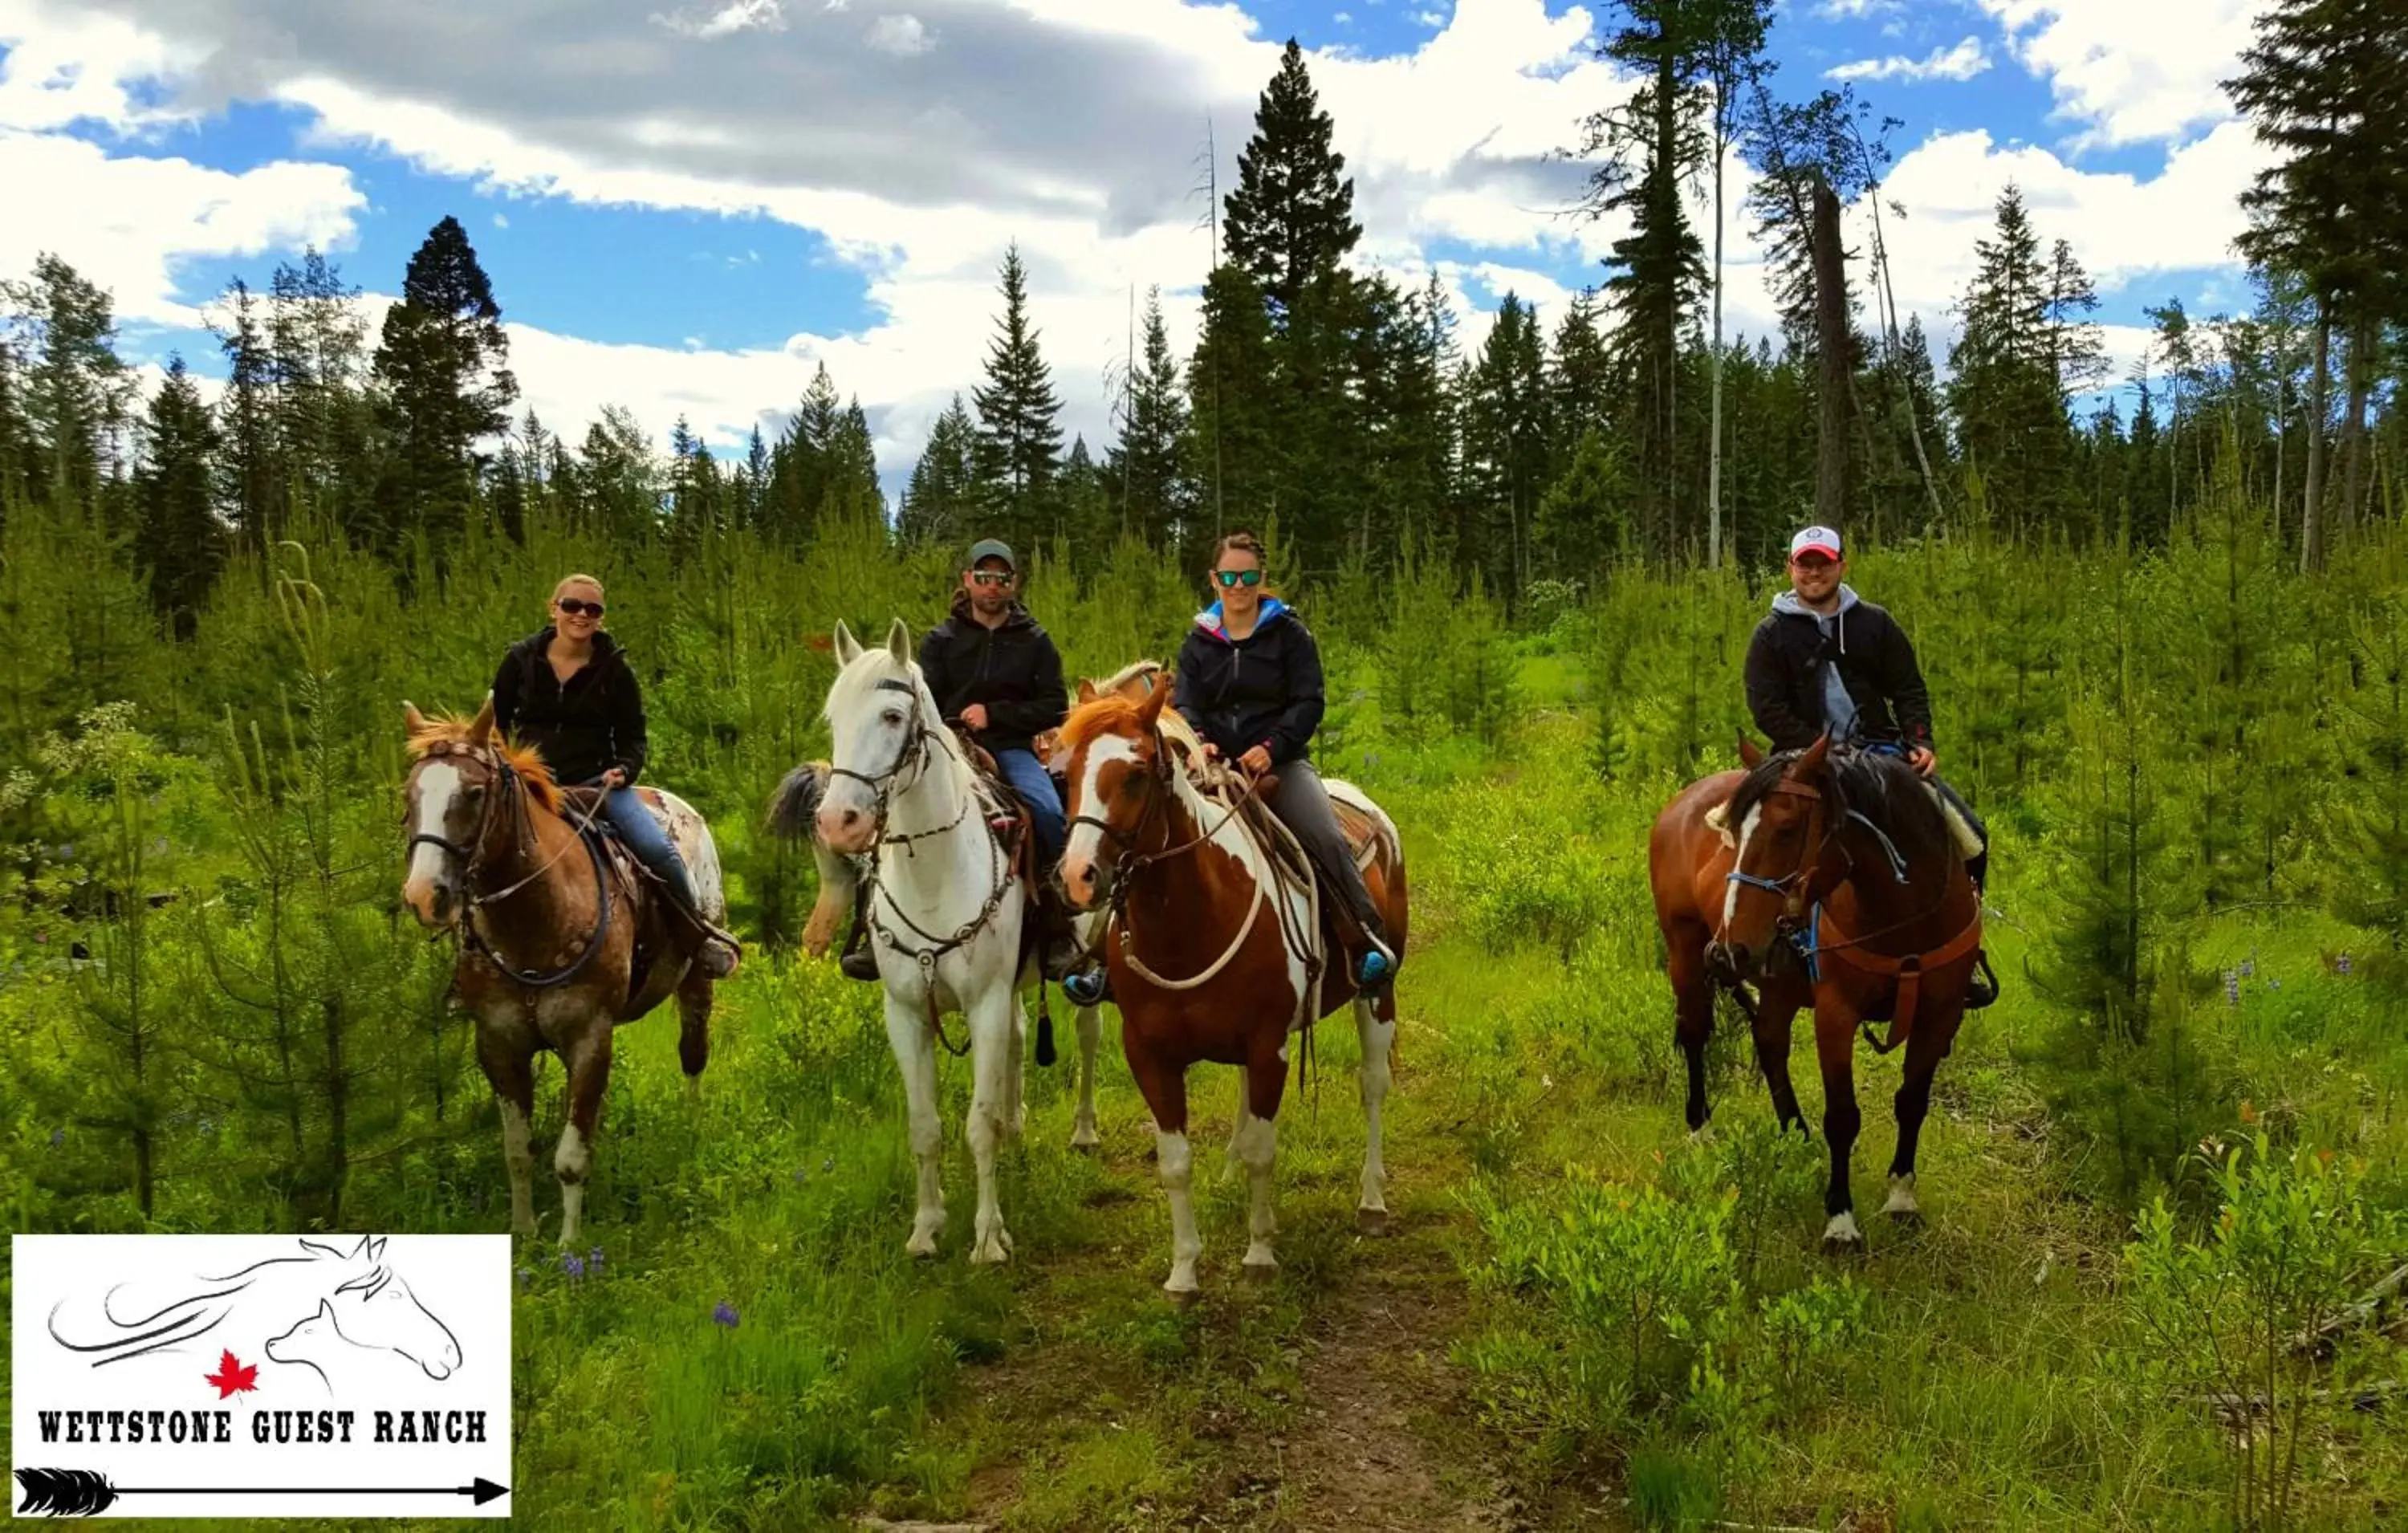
556, 597, 606, 618
1214, 569, 1263, 588
970, 571, 1014, 588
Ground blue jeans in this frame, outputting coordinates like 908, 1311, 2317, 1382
599, 784, 696, 904
993, 748, 1066, 869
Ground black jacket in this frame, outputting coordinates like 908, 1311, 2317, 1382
1743, 592, 1934, 753
1173, 600, 1324, 766
489, 628, 649, 787
917, 597, 1068, 755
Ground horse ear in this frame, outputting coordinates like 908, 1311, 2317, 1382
885, 617, 912, 665
833, 620, 861, 665
366, 1236, 386, 1263
318, 1298, 337, 1321
1137, 676, 1170, 730
468, 693, 496, 746
299, 1237, 341, 1259
1736, 731, 1763, 769
404, 701, 428, 736
1800, 731, 1831, 771
1076, 677, 1097, 706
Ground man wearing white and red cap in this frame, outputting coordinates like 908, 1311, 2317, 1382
1744, 524, 1987, 897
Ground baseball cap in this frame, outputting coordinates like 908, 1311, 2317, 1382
966, 538, 1016, 571
1789, 526, 1842, 561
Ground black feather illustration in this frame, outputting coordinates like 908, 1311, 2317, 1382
15, 1466, 120, 1516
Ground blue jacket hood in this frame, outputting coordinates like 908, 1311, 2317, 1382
1193, 596, 1291, 640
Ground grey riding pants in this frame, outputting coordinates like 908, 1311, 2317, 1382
1258, 759, 1387, 941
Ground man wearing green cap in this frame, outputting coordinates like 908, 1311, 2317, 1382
840, 539, 1077, 980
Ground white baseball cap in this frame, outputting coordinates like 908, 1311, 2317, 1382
1789, 525, 1842, 560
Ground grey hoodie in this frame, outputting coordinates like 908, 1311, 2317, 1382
1771, 584, 1863, 745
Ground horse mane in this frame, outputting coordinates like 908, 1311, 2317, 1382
405, 716, 563, 815
1059, 694, 1147, 754
1725, 745, 1953, 867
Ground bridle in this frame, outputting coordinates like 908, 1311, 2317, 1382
827, 677, 940, 834
406, 740, 612, 988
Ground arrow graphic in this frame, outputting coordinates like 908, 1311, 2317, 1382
15, 1467, 510, 1517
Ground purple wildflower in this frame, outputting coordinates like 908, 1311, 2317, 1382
2268, 978, 2280, 991
561, 1252, 584, 1279
50, 1128, 64, 1148
2239, 958, 2255, 978
712, 1301, 740, 1329
587, 1247, 604, 1271
2337, 953, 2353, 975
2223, 972, 2240, 1006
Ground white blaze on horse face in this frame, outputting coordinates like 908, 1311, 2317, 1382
1722, 803, 1763, 932
1060, 734, 1139, 908
403, 762, 462, 925
816, 675, 910, 853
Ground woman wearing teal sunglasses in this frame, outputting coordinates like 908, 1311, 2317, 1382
1169, 532, 1397, 989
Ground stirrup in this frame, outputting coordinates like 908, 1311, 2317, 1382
1965, 950, 1999, 1010
1063, 966, 1110, 1006
839, 948, 881, 982
1353, 945, 1398, 989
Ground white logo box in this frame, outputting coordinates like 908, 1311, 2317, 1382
12, 1234, 511, 1518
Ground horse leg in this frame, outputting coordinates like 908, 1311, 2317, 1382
1885, 1009, 1962, 1225
1128, 1043, 1199, 1303
1750, 986, 1808, 1134
884, 990, 947, 1259
1667, 922, 1715, 1133
477, 1028, 539, 1238
1355, 996, 1397, 1234
964, 982, 1018, 1265
675, 964, 711, 1106
1004, 995, 1028, 1144
1235, 1052, 1285, 1282
555, 1027, 612, 1250
1068, 1003, 1102, 1152
1813, 1000, 1865, 1252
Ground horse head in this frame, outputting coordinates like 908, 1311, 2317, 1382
816, 618, 936, 856
401, 697, 503, 928
328, 1254, 462, 1381
1709, 733, 1841, 984
1058, 677, 1178, 911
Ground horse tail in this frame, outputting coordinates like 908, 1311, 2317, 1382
766, 761, 833, 843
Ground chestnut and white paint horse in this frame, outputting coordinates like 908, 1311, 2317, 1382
791, 618, 1100, 1263
1058, 682, 1410, 1302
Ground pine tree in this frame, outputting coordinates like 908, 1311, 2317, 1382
739, 424, 771, 531
1696, 0, 1778, 569
1550, 289, 1614, 462
901, 395, 978, 550
134, 357, 223, 640
970, 243, 1064, 554
1187, 264, 1279, 553
1462, 294, 1549, 601
764, 362, 844, 546
827, 399, 883, 522
1111, 287, 1190, 550
1579, 2, 1711, 558
2227, 0, 2408, 571
1222, 39, 1361, 323
369, 217, 517, 554
1949, 185, 2080, 538
0, 254, 136, 512
213, 279, 281, 554
266, 250, 371, 538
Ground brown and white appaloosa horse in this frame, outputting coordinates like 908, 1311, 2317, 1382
1057, 681, 1410, 1302
400, 699, 724, 1246
1649, 732, 1987, 1251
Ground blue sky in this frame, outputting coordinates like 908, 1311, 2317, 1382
0, 1, 2272, 493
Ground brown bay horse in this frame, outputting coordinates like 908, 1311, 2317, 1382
401, 700, 722, 1246
1057, 683, 1409, 1302
1649, 734, 1983, 1250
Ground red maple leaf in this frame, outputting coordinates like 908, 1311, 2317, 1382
203, 1349, 258, 1399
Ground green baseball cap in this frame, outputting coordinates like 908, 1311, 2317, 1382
966, 538, 1016, 571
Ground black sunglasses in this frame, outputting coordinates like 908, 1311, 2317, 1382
556, 598, 606, 618
970, 570, 1015, 588
1214, 569, 1263, 588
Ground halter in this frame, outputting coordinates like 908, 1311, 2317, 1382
407, 740, 613, 989
826, 678, 938, 834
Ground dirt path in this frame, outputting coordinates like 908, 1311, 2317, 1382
1262, 1211, 1525, 1531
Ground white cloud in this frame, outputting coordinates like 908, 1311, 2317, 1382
0, 128, 364, 325
864, 13, 931, 55
1977, 0, 2268, 147
1815, 0, 1902, 17
492, 211, 509, 228
0, 0, 197, 131
1827, 36, 1991, 83
650, 0, 788, 41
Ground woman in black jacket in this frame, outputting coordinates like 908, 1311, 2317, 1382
1173, 533, 1397, 988
489, 574, 735, 977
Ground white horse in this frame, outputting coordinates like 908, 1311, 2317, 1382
806, 617, 1101, 1263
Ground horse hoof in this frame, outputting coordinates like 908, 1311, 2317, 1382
1243, 1262, 1277, 1286
1165, 1286, 1201, 1309
906, 1236, 940, 1261
1356, 1207, 1391, 1237
1069, 1136, 1100, 1156
1889, 1207, 1926, 1230
1822, 1234, 1866, 1257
